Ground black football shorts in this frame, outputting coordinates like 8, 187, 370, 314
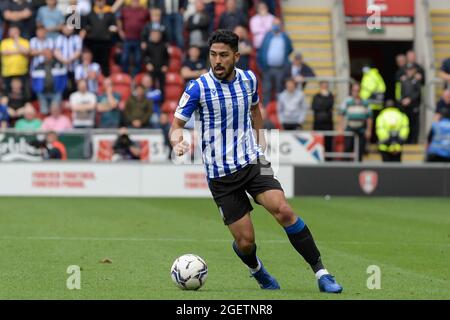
207, 158, 284, 225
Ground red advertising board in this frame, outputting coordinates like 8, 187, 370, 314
344, 0, 415, 25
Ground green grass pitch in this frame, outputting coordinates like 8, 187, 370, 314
0, 197, 449, 299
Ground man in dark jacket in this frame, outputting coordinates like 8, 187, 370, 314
142, 29, 169, 99
312, 81, 334, 159
81, 0, 118, 76
400, 63, 421, 143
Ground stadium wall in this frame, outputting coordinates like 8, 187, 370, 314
294, 164, 450, 197
0, 163, 294, 198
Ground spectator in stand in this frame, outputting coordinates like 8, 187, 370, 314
435, 89, 450, 121
42, 104, 73, 132
54, 24, 83, 96
277, 78, 307, 130
186, 0, 211, 58
234, 25, 252, 70
0, 2, 7, 41
181, 46, 208, 82
284, 52, 316, 90
0, 26, 30, 93
156, 0, 187, 49
6, 78, 29, 125
249, 1, 275, 51
14, 103, 42, 131
75, 49, 102, 94
112, 127, 142, 161
394, 53, 406, 101
426, 112, 450, 163
30, 26, 54, 72
339, 82, 372, 162
141, 74, 163, 128
3, 0, 34, 40
312, 81, 334, 158
141, 7, 167, 45
97, 77, 122, 128
439, 56, 450, 89
36, 0, 65, 40
142, 29, 169, 98
202, 0, 215, 32
123, 84, 153, 129
0, 97, 9, 129
258, 18, 293, 106
81, 0, 118, 76
400, 63, 421, 144
218, 0, 247, 31
69, 79, 97, 128
31, 49, 68, 115
406, 50, 425, 85
118, 0, 149, 76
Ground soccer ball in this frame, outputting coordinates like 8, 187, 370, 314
170, 254, 208, 290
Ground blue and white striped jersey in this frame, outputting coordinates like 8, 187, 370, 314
175, 68, 261, 179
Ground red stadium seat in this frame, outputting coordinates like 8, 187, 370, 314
168, 46, 183, 60
166, 72, 184, 86
110, 72, 133, 103
161, 100, 179, 123
265, 100, 281, 129
134, 72, 147, 86
165, 84, 184, 101
161, 100, 178, 114
168, 57, 183, 73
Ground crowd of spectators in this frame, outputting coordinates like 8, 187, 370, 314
0, 0, 448, 163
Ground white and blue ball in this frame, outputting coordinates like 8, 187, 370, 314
171, 254, 208, 290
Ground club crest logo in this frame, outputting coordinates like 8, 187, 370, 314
359, 170, 378, 194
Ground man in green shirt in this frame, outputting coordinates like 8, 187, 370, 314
339, 82, 373, 162
14, 103, 42, 131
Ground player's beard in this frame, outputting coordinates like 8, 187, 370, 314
213, 62, 235, 80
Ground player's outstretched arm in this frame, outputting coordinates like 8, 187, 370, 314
169, 117, 190, 156
251, 104, 266, 152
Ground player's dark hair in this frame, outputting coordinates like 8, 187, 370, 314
208, 29, 239, 52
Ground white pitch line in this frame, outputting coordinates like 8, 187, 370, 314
0, 236, 448, 247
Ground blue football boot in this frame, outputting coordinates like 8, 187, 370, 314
318, 274, 343, 293
250, 259, 280, 290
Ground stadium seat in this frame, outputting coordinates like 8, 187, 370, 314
168, 46, 183, 61
166, 72, 185, 86
165, 84, 184, 101
265, 101, 281, 129
110, 72, 133, 103
134, 72, 147, 86
161, 100, 178, 122
168, 57, 183, 73
161, 100, 178, 114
